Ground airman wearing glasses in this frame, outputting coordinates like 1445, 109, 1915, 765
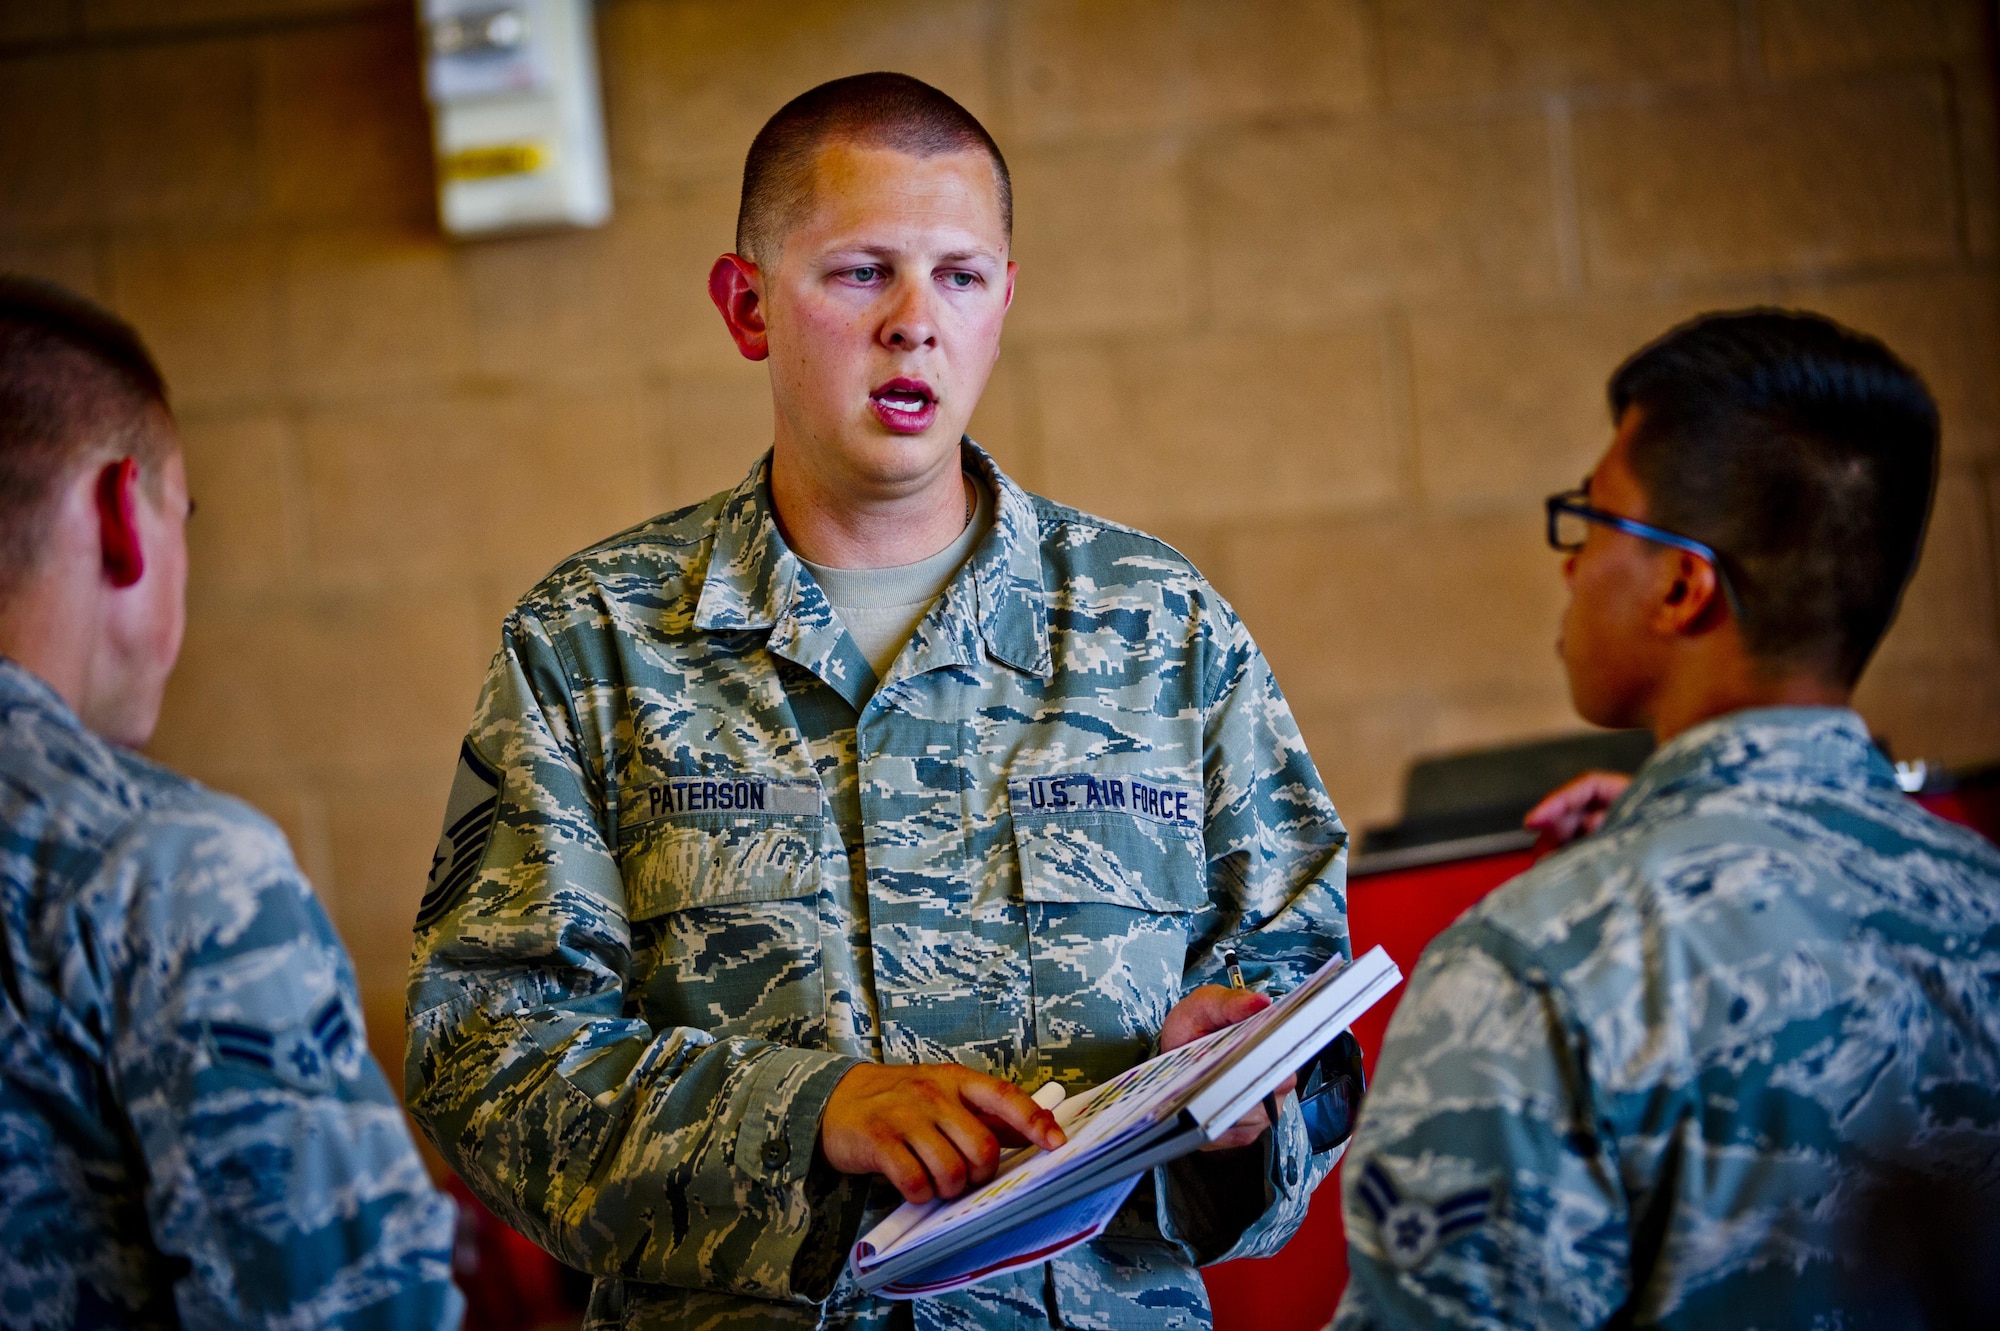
1334, 311, 2000, 1330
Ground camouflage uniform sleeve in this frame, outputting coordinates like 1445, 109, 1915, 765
1157, 599, 1351, 1264
1332, 920, 1629, 1331
405, 609, 863, 1302
101, 799, 461, 1328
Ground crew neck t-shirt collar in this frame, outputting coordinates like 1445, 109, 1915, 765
798, 474, 994, 680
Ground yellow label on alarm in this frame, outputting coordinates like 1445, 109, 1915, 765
441, 141, 548, 181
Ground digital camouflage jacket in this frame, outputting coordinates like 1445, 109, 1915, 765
0, 658, 461, 1330
406, 444, 1351, 1330
1336, 707, 2000, 1330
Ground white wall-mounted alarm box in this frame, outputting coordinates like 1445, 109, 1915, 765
419, 0, 611, 237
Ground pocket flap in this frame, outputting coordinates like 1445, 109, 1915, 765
622, 818, 819, 918
1014, 814, 1206, 914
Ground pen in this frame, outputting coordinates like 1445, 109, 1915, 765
1225, 951, 1283, 1136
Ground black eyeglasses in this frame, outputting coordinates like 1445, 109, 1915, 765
1545, 482, 1745, 621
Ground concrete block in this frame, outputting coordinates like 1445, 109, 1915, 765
0, 240, 102, 299
0, 56, 98, 237
81, 0, 373, 31
1869, 463, 1999, 669
1776, 272, 2000, 462
0, 0, 76, 44
176, 410, 294, 601
1759, 0, 1968, 79
258, 17, 434, 228
1221, 511, 1570, 716
1575, 76, 1960, 285
297, 387, 653, 594
1380, 0, 1736, 102
1955, 64, 1998, 259
602, 0, 996, 193
1409, 296, 1713, 511
645, 363, 775, 513
966, 348, 1031, 488
639, 180, 765, 376
1007, 0, 1370, 142
1854, 659, 2000, 769
97, 38, 259, 229
1008, 136, 1193, 337
281, 228, 475, 400
1032, 327, 1398, 530
324, 774, 452, 995
463, 194, 720, 381
152, 585, 490, 780
108, 232, 282, 409
1199, 113, 1560, 324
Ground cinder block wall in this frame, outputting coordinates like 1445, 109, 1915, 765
5, 0, 1997, 1041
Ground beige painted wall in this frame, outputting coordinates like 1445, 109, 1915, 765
5, 0, 1998, 1040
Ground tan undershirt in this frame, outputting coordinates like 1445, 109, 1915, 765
799, 475, 995, 683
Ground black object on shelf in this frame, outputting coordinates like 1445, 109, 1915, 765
1354, 729, 1654, 875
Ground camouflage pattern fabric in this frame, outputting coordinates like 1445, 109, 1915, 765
1335, 707, 2000, 1330
0, 657, 461, 1330
406, 442, 1350, 1330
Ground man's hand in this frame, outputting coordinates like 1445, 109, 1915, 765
1162, 986, 1296, 1151
1524, 770, 1632, 848
819, 1062, 1066, 1204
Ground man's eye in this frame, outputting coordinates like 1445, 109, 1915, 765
942, 271, 977, 289
847, 266, 879, 283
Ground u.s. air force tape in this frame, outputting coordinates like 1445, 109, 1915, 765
1008, 772, 1201, 829
641, 776, 822, 819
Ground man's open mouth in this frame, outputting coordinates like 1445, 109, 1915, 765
869, 379, 938, 434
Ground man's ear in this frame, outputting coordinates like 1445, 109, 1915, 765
708, 254, 769, 361
96, 457, 145, 588
1653, 549, 1726, 636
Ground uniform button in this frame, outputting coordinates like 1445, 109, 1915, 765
761, 1139, 789, 1169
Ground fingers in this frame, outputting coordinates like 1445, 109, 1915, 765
935, 1111, 1002, 1188
907, 1122, 972, 1200
1162, 984, 1272, 1051
1524, 770, 1632, 845
874, 1137, 935, 1205
961, 1075, 1065, 1151
1202, 1085, 1296, 1151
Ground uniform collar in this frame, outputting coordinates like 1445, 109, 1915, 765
1598, 705, 1896, 835
690, 440, 1052, 685
0, 654, 79, 728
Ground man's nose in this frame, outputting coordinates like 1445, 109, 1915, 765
1562, 552, 1578, 587
880, 278, 937, 351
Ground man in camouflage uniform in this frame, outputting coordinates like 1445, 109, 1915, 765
407, 74, 1349, 1329
1336, 311, 2000, 1329
0, 279, 460, 1326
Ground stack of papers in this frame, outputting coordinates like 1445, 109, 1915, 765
849, 945, 1402, 1297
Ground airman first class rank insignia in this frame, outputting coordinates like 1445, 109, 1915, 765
1356, 1159, 1493, 1270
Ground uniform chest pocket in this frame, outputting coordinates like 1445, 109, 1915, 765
621, 815, 820, 918
1013, 791, 1207, 1087
618, 807, 827, 1047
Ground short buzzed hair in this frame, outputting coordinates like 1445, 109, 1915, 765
1608, 309, 1939, 687
0, 276, 172, 600
735, 72, 1011, 266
